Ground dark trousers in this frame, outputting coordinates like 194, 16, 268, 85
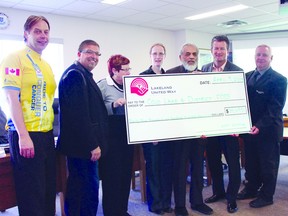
142, 141, 173, 211
243, 135, 280, 201
65, 157, 99, 216
206, 136, 241, 202
9, 130, 56, 216
100, 143, 134, 216
173, 139, 205, 208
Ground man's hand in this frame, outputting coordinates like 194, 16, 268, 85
250, 126, 259, 135
200, 135, 207, 139
152, 141, 158, 145
231, 134, 239, 137
19, 134, 35, 158
91, 147, 101, 161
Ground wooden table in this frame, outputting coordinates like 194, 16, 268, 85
0, 155, 17, 212
281, 127, 288, 155
283, 127, 288, 139
0, 152, 67, 215
0, 147, 146, 214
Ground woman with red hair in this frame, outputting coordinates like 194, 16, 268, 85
98, 54, 134, 216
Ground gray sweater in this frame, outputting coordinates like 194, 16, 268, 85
97, 76, 124, 115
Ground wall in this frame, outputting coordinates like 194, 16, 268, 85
229, 33, 288, 115
0, 8, 212, 81
174, 29, 213, 64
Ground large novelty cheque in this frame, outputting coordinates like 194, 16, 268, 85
123, 72, 251, 144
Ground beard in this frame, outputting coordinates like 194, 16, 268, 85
183, 62, 197, 72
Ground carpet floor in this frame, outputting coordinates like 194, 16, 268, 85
1, 156, 288, 216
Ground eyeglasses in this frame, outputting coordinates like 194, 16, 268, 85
119, 68, 131, 72
151, 52, 165, 57
81, 50, 101, 56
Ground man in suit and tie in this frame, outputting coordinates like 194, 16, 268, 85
202, 35, 243, 213
166, 43, 213, 216
237, 45, 287, 208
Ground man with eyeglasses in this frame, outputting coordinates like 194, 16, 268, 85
57, 39, 108, 216
166, 43, 213, 216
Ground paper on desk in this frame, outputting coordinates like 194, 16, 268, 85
0, 147, 6, 158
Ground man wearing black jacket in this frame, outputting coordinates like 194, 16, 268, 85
237, 44, 287, 208
57, 39, 108, 216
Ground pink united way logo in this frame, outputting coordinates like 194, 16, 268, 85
130, 78, 148, 96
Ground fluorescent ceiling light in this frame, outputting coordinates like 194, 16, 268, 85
185, 4, 249, 20
101, 0, 127, 5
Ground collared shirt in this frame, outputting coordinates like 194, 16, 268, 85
212, 61, 227, 72
256, 67, 270, 78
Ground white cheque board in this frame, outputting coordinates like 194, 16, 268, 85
123, 72, 252, 144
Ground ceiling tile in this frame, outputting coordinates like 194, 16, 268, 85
57, 1, 109, 13
117, 12, 166, 24
12, 0, 77, 9
149, 4, 196, 16
118, 0, 168, 11
0, 0, 287, 35
12, 4, 55, 13
95, 6, 139, 18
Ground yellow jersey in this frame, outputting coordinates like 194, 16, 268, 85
0, 46, 56, 132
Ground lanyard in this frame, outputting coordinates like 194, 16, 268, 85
26, 52, 45, 121
26, 53, 43, 78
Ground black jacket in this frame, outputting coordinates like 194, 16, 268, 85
166, 65, 202, 74
57, 61, 108, 159
201, 60, 243, 72
246, 67, 287, 142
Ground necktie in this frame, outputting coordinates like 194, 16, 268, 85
249, 71, 260, 86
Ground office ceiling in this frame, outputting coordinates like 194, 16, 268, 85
1, 0, 288, 34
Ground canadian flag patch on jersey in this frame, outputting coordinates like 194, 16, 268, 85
5, 67, 20, 76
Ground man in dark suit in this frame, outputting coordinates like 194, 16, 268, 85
237, 44, 287, 208
166, 43, 213, 216
202, 35, 242, 213
57, 39, 108, 216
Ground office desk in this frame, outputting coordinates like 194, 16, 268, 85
283, 127, 288, 139
280, 127, 288, 155
0, 153, 67, 215
0, 155, 16, 211
0, 147, 146, 214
